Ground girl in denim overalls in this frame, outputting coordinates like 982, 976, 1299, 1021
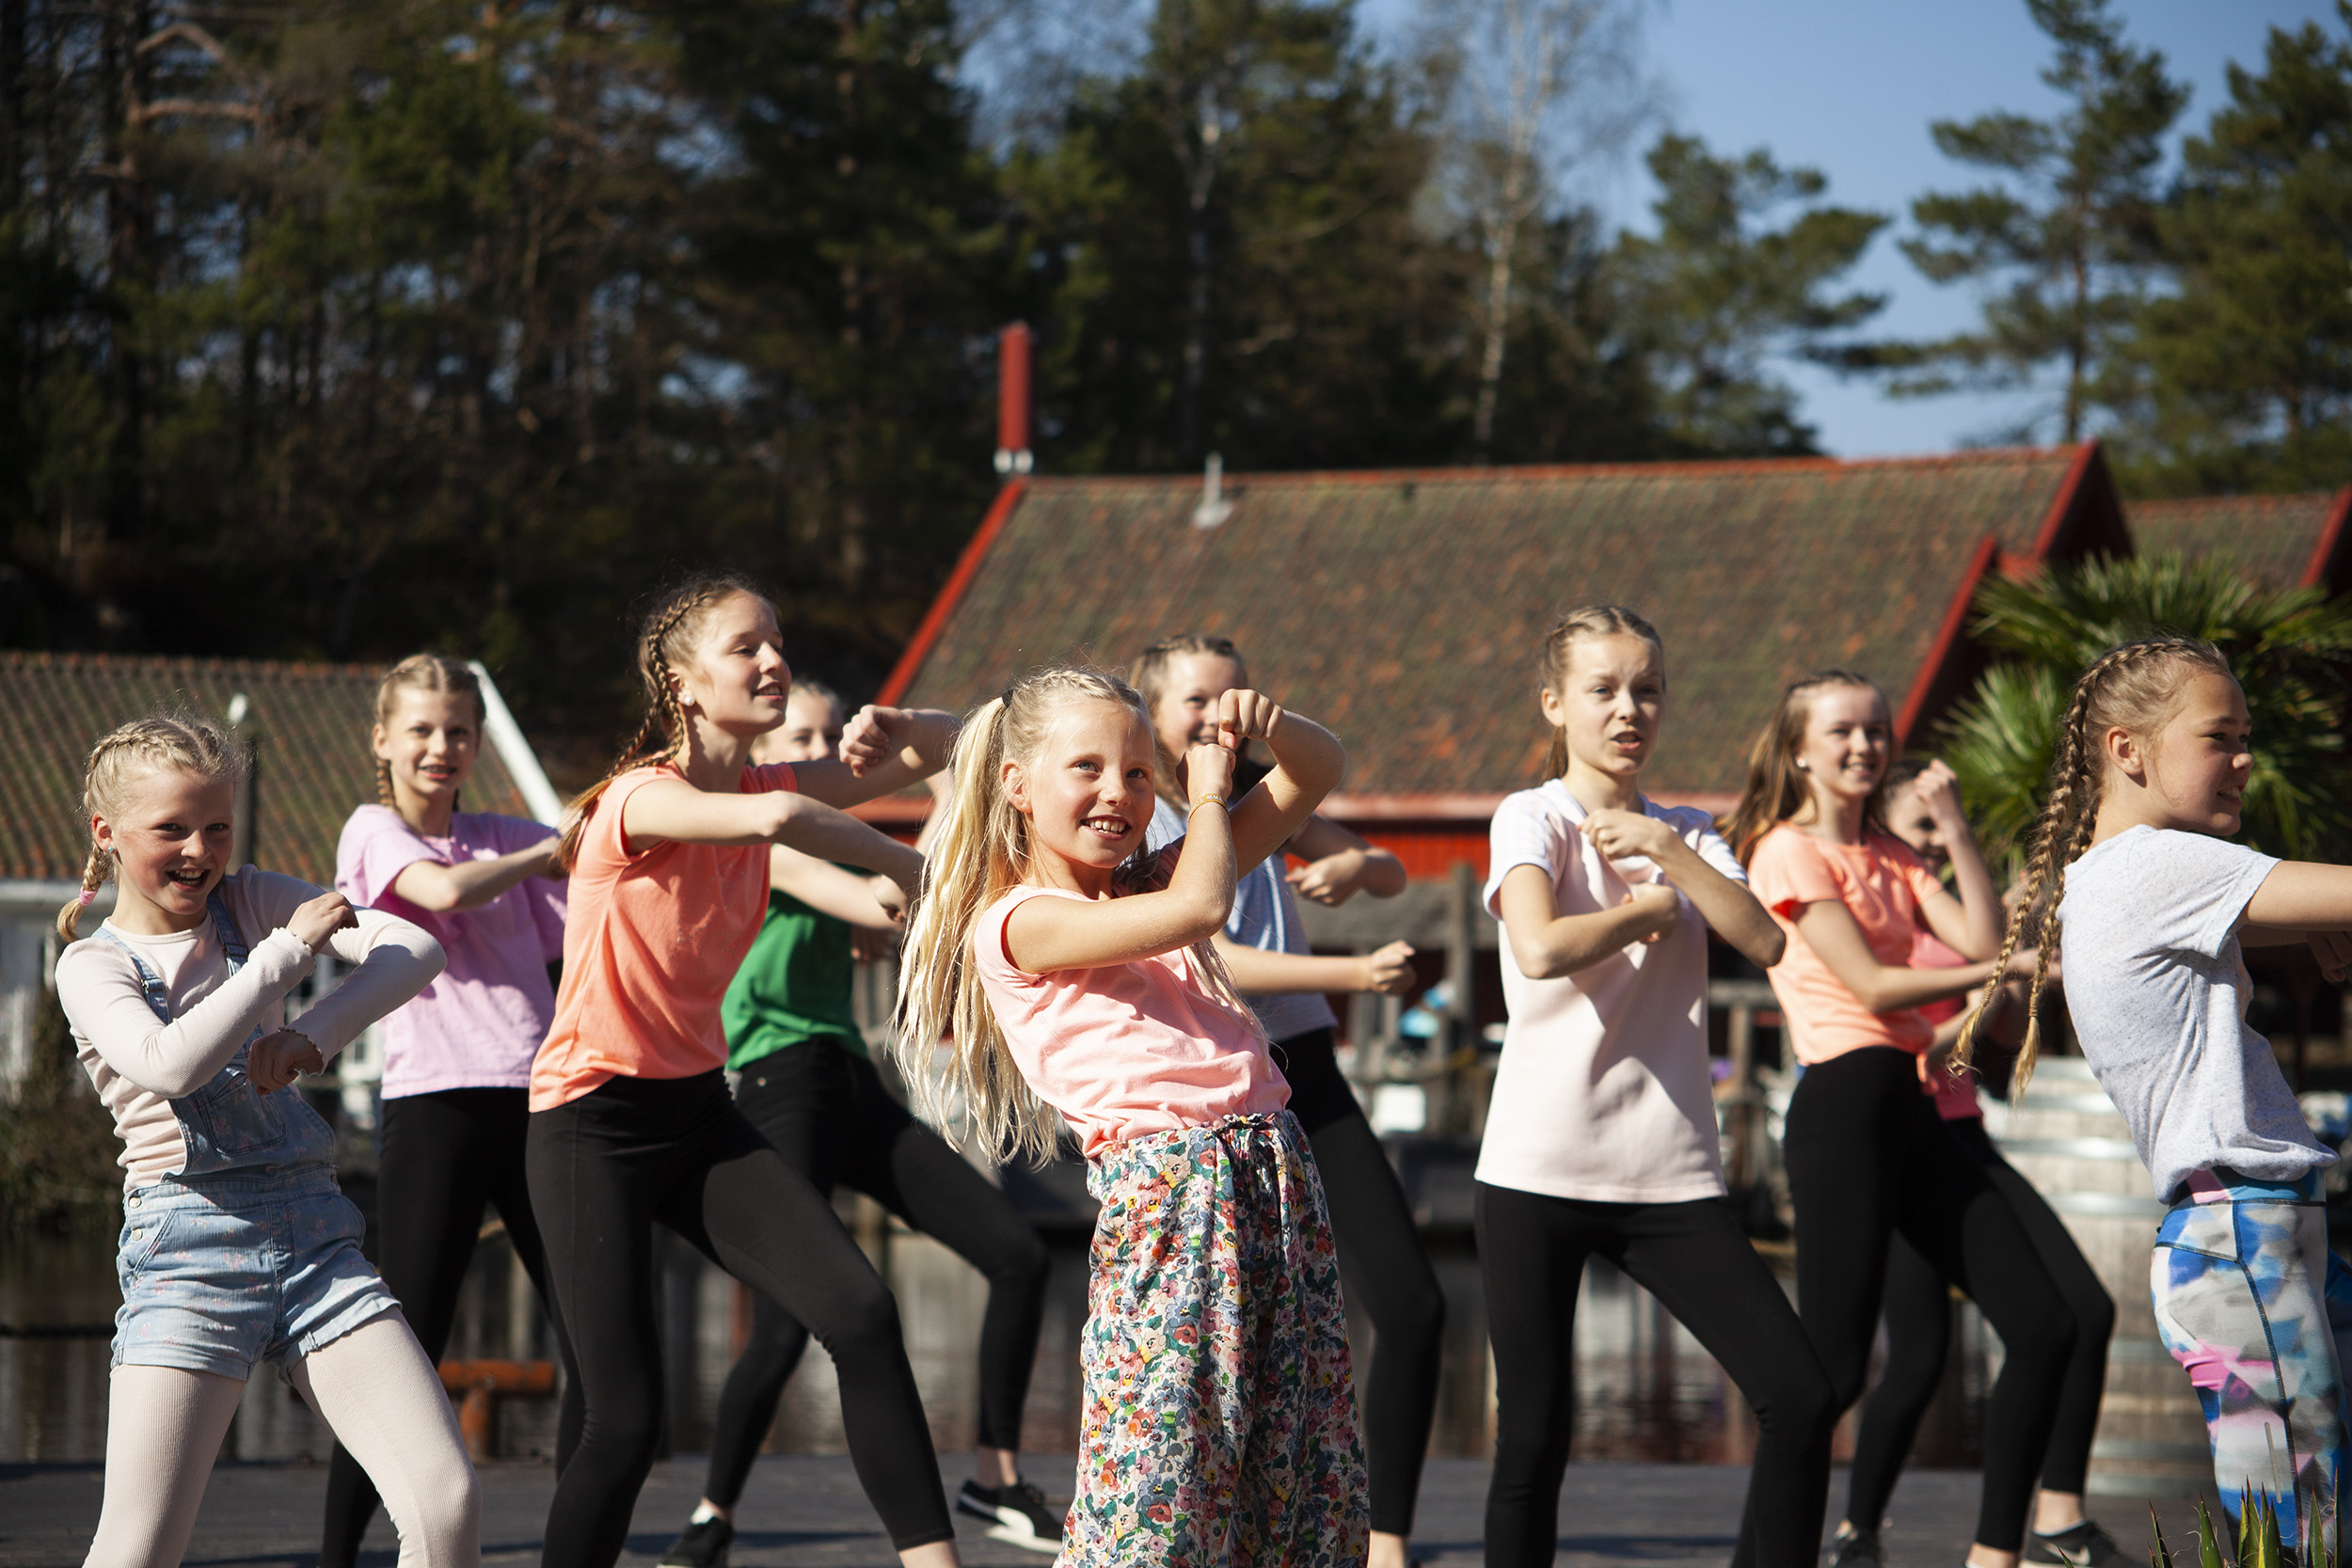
53, 716, 472, 1568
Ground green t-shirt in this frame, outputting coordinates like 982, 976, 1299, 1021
723, 883, 864, 1069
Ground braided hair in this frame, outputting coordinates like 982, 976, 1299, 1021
57, 715, 249, 942
1536, 606, 1664, 780
1952, 637, 2237, 1091
371, 655, 485, 822
551, 571, 774, 872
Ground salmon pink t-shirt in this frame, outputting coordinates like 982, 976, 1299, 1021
530, 761, 796, 1111
1747, 825, 1948, 1065
972, 847, 1288, 1156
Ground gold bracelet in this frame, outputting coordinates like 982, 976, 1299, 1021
1188, 793, 1229, 816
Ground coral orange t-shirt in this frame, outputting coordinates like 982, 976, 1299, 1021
1746, 825, 1948, 1066
530, 761, 797, 1111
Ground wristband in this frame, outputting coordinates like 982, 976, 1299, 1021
1188, 793, 1229, 816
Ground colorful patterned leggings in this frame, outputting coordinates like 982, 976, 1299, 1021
2153, 1180, 2352, 1539
1068, 1110, 1368, 1568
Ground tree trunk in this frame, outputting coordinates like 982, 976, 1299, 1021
1179, 151, 1214, 465
1473, 214, 1517, 458
101, 0, 153, 562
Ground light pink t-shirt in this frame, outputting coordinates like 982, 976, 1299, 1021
972, 848, 1288, 1157
55, 868, 444, 1189
1477, 780, 1740, 1204
337, 805, 567, 1097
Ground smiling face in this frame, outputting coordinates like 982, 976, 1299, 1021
96, 767, 235, 931
762, 689, 844, 765
373, 689, 482, 809
1007, 697, 1157, 881
1541, 633, 1663, 786
1150, 651, 1248, 759
2120, 669, 2253, 835
1796, 684, 1892, 808
673, 592, 791, 742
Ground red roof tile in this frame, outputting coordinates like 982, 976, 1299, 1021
883, 446, 2118, 800
0, 653, 535, 885
2127, 490, 2352, 594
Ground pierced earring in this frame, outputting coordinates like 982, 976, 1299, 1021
1795, 759, 1809, 771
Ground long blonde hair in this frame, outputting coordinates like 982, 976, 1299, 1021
1724, 670, 1892, 865
1537, 605, 1664, 780
58, 715, 250, 942
372, 655, 485, 820
893, 667, 1260, 1164
552, 572, 773, 872
1953, 636, 2236, 1091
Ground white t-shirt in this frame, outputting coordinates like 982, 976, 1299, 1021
2058, 825, 2330, 1198
1476, 780, 1738, 1203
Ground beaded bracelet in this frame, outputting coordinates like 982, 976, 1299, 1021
1188, 793, 1229, 816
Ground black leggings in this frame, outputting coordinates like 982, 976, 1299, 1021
318, 1086, 580, 1568
1476, 1181, 1836, 1568
1785, 1048, 2076, 1552
1272, 1028, 1446, 1537
526, 1070, 952, 1568
703, 1039, 1050, 1506
1846, 1116, 2116, 1529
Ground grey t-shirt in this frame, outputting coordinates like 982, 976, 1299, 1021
1146, 798, 1340, 1042
2058, 825, 2329, 1197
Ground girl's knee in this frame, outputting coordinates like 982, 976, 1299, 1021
812, 1276, 906, 1363
989, 1227, 1050, 1291
1757, 1361, 1839, 1441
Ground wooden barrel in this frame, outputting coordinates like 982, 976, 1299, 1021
1989, 1054, 2211, 1498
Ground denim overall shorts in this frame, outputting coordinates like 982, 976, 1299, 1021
103, 891, 395, 1378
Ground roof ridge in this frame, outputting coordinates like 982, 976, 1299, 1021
1020, 445, 2080, 489
0, 649, 389, 680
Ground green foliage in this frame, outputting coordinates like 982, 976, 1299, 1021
1852, 0, 2186, 443
2119, 7, 2352, 497
1612, 133, 1887, 456
1940, 554, 2352, 865
0, 990, 122, 1234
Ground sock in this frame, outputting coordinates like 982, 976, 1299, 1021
691, 1502, 723, 1526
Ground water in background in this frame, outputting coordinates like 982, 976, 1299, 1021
1, 1225, 1989, 1469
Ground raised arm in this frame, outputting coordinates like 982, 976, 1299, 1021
1581, 809, 1784, 969
1284, 815, 1407, 906
1220, 692, 1346, 876
622, 779, 924, 891
797, 706, 960, 807
1496, 863, 1680, 980
1791, 900, 2026, 1013
1909, 763, 2002, 960
389, 838, 561, 914
769, 843, 904, 930
1005, 741, 1239, 974
1215, 936, 1417, 997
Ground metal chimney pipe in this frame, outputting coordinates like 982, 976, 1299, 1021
993, 323, 1034, 476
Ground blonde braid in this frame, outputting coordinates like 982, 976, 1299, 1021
375, 759, 397, 810
1953, 637, 2234, 1091
56, 717, 247, 942
56, 842, 110, 942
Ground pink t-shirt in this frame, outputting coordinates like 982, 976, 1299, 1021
338, 805, 567, 1098
1913, 927, 1984, 1120
972, 849, 1288, 1157
1747, 825, 1948, 1065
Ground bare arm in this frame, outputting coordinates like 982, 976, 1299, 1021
389, 840, 560, 914
769, 844, 902, 930
1214, 936, 1415, 996
1284, 816, 1407, 905
1221, 693, 1347, 877
1908, 762, 2002, 960
1495, 863, 1680, 980
797, 706, 960, 807
1791, 900, 2020, 1012
2243, 863, 2352, 931
1581, 810, 1784, 968
622, 779, 924, 891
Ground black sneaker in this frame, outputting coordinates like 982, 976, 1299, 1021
2025, 1521, 2124, 1568
659, 1516, 734, 1568
1828, 1528, 1882, 1568
956, 1478, 1064, 1554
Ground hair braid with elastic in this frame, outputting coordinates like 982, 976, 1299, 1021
1952, 636, 2236, 1090
369, 655, 484, 825
57, 716, 248, 942
551, 573, 771, 871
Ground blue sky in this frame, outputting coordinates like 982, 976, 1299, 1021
1357, 0, 2344, 457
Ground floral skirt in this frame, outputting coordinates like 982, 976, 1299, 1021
1063, 1110, 1368, 1568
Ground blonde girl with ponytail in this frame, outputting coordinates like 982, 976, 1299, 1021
52, 716, 470, 1568
1966, 637, 2352, 1543
893, 665, 1365, 1568
520, 572, 967, 1568
1730, 672, 2073, 1568
316, 656, 576, 1568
